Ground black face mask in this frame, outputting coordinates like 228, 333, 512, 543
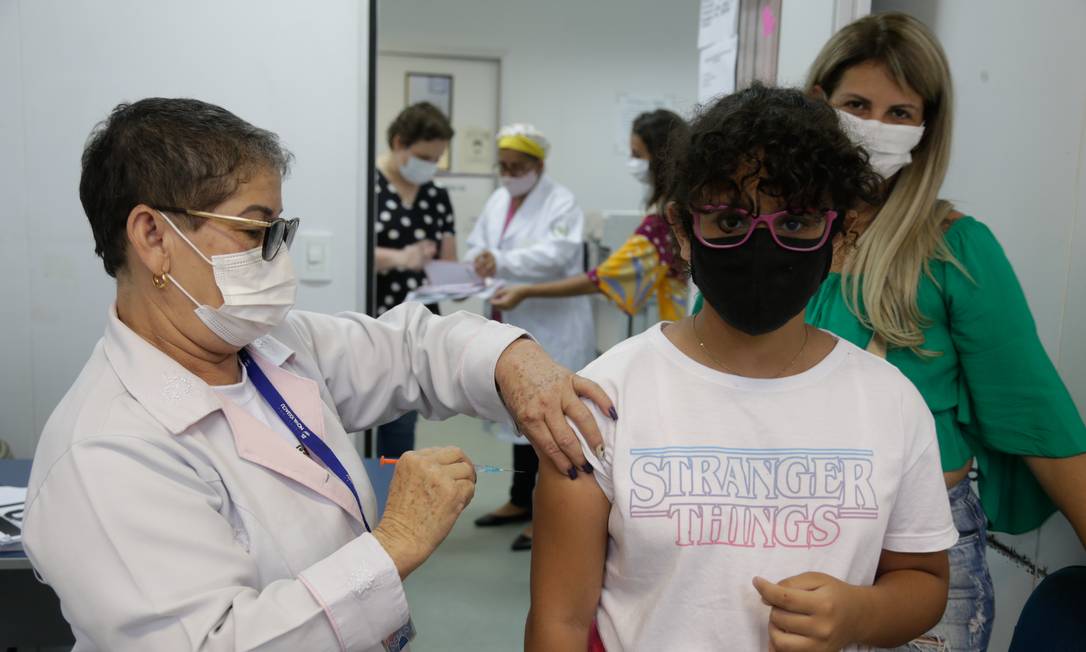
691, 229, 834, 336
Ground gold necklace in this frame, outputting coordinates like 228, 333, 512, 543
692, 313, 810, 379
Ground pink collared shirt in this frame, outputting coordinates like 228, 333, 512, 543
23, 302, 524, 651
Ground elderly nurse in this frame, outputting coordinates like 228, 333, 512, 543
22, 98, 613, 652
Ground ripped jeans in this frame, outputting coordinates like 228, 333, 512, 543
885, 477, 995, 651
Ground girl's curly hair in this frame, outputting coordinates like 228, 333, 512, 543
665, 83, 883, 237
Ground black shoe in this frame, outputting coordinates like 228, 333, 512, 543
474, 510, 532, 527
511, 533, 533, 551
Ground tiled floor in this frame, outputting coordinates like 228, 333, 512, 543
401, 414, 533, 651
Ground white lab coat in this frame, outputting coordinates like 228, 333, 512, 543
23, 303, 524, 652
466, 175, 595, 443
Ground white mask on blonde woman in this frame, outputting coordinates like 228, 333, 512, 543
836, 109, 924, 180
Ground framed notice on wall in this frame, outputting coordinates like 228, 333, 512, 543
405, 72, 453, 170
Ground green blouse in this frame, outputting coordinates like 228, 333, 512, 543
805, 217, 1086, 533
689, 217, 1085, 532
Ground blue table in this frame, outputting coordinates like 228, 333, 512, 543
0, 457, 393, 647
0, 459, 32, 567
1, 459, 71, 647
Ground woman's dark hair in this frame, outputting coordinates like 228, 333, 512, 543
79, 97, 293, 278
386, 102, 455, 149
632, 109, 686, 208
666, 83, 882, 238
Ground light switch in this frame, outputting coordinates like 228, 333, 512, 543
293, 231, 332, 283
307, 242, 325, 265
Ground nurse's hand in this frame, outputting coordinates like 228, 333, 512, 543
489, 285, 527, 311
474, 251, 497, 278
494, 338, 616, 478
400, 240, 437, 271
373, 447, 477, 579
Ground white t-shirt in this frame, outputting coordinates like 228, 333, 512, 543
211, 366, 310, 456
575, 324, 957, 652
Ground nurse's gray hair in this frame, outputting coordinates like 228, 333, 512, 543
79, 98, 293, 278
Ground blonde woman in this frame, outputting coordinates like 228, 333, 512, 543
804, 12, 1086, 651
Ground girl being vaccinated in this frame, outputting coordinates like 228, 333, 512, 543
526, 85, 958, 651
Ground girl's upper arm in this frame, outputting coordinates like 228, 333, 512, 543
528, 457, 611, 643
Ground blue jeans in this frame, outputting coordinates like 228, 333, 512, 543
376, 411, 418, 459
887, 477, 995, 651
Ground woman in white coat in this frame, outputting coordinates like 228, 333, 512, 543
465, 124, 596, 550
22, 99, 613, 651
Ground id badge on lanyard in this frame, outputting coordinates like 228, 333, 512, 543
238, 349, 372, 532
382, 619, 417, 652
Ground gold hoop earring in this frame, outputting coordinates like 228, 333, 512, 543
152, 273, 169, 289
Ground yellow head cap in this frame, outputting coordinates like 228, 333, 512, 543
496, 123, 548, 160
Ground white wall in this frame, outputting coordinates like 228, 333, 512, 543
0, 0, 372, 458
777, 0, 838, 87
377, 0, 700, 218
778, 0, 872, 88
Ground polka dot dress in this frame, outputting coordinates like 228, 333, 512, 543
375, 170, 456, 314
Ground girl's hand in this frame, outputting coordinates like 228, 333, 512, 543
753, 572, 866, 652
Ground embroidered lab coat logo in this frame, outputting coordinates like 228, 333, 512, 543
627, 446, 878, 547
161, 373, 194, 401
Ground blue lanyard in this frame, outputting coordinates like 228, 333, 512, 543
238, 349, 372, 532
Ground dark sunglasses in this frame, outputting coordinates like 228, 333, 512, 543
158, 207, 300, 261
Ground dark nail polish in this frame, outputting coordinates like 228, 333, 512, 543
581, 462, 594, 474
567, 467, 578, 480
609, 407, 619, 421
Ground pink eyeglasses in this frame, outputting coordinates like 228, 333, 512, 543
691, 205, 839, 252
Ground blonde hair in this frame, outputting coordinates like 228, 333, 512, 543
805, 12, 963, 352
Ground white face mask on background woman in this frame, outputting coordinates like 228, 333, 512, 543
627, 157, 650, 185
399, 154, 439, 185
500, 169, 539, 198
161, 212, 297, 347
836, 109, 925, 179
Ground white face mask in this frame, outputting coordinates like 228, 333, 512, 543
160, 212, 297, 347
627, 157, 651, 185
836, 109, 925, 180
500, 169, 539, 198
399, 154, 439, 185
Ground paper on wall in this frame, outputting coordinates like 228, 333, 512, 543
698, 37, 738, 104
458, 126, 495, 174
698, 0, 739, 50
614, 93, 680, 155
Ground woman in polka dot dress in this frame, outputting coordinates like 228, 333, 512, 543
490, 110, 688, 322
373, 102, 457, 456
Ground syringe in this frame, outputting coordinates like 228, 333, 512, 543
379, 456, 522, 473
